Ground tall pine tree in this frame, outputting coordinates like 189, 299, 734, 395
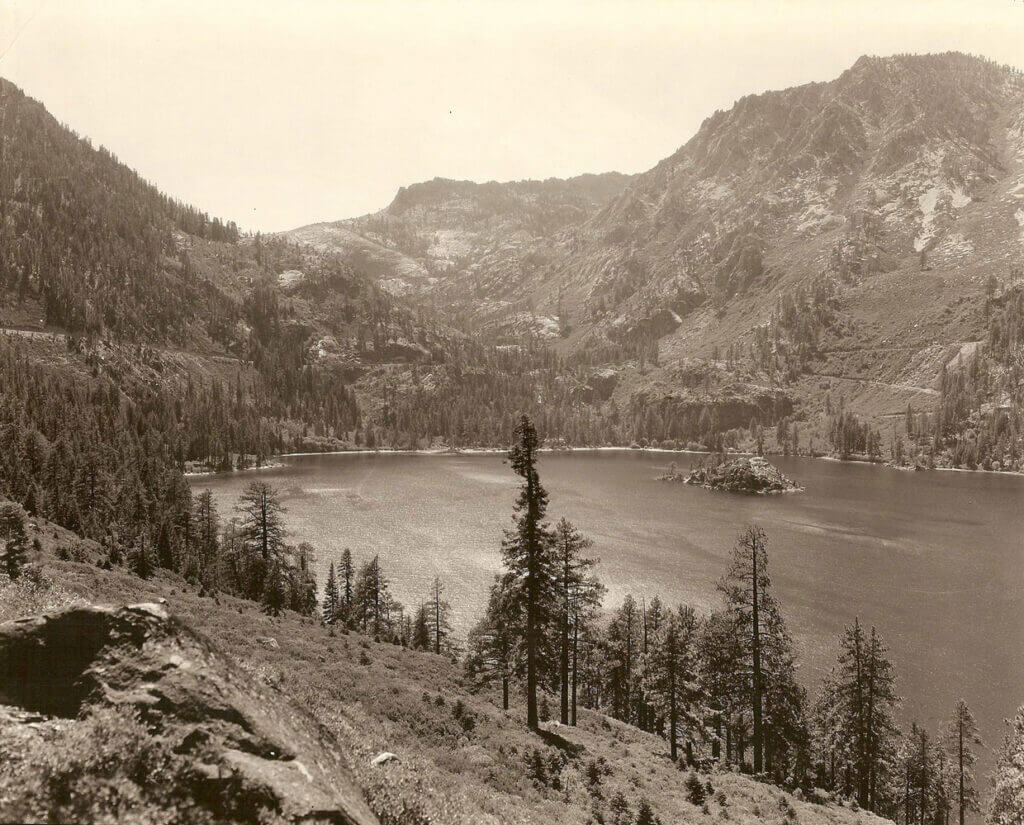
501, 415, 558, 731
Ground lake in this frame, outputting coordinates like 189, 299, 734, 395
196, 450, 1024, 772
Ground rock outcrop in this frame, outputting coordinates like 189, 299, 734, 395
670, 456, 801, 494
0, 603, 378, 825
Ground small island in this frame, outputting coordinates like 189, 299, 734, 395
662, 455, 801, 494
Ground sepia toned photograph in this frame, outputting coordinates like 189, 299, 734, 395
0, 1, 1022, 823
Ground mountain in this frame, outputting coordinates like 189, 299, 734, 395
287, 172, 634, 333
4, 52, 1024, 477
291, 53, 1024, 466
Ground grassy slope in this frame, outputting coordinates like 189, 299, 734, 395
1, 510, 892, 825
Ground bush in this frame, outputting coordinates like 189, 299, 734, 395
452, 700, 476, 732
685, 771, 706, 805
635, 798, 656, 825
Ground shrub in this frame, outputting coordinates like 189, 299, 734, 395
527, 748, 547, 786
685, 771, 706, 805
635, 798, 656, 825
608, 791, 630, 825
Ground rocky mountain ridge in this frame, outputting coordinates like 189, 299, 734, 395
287, 172, 634, 333
290, 53, 1024, 437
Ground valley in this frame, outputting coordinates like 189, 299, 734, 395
2, 42, 1024, 825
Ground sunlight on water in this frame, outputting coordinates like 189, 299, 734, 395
197, 449, 1024, 777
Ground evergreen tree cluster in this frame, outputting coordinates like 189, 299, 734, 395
319, 549, 454, 653
750, 275, 840, 382
466, 417, 811, 780
466, 416, 988, 820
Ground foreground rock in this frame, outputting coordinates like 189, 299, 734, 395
0, 603, 378, 825
668, 456, 801, 494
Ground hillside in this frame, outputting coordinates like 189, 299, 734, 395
0, 509, 893, 825
290, 53, 1024, 466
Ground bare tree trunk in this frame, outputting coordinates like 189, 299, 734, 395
752, 539, 764, 773
570, 609, 579, 725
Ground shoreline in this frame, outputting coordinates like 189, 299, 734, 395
185, 444, 1024, 481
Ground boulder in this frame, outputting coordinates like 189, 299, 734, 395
0, 603, 377, 825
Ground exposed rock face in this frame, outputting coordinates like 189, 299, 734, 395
0, 603, 378, 825
676, 456, 801, 494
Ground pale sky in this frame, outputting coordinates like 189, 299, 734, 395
0, 0, 1021, 232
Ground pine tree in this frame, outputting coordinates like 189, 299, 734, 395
717, 525, 805, 778
263, 562, 286, 616
338, 547, 354, 626
236, 481, 287, 599
989, 706, 1024, 825
322, 561, 340, 624
192, 490, 220, 593
132, 533, 154, 579
501, 415, 558, 731
827, 619, 900, 811
289, 543, 318, 615
945, 699, 982, 825
156, 519, 175, 569
606, 595, 642, 724
648, 605, 704, 762
465, 575, 516, 710
553, 517, 602, 725
354, 555, 395, 639
0, 501, 29, 579
412, 603, 431, 650
698, 610, 746, 765
717, 525, 770, 773
430, 575, 453, 654
634, 798, 657, 825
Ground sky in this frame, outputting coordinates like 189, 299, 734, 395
0, 0, 1021, 232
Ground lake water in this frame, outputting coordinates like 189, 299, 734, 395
196, 450, 1024, 772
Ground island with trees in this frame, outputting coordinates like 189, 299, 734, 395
662, 454, 801, 494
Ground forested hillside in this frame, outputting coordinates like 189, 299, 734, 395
0, 78, 238, 340
0, 74, 727, 574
